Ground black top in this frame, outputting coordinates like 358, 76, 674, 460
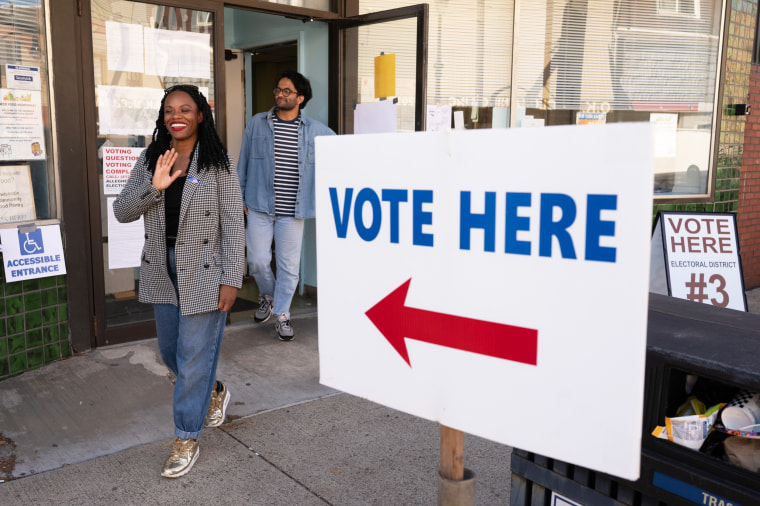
164, 175, 186, 245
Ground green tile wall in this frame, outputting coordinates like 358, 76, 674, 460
0, 254, 70, 381
653, 0, 758, 218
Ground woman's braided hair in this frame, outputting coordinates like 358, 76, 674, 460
145, 84, 230, 173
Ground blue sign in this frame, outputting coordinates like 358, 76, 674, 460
19, 229, 44, 256
653, 471, 741, 506
1, 225, 66, 281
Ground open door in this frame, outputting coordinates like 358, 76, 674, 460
333, 5, 428, 134
84, 0, 224, 346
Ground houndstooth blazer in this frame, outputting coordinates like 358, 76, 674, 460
113, 147, 245, 316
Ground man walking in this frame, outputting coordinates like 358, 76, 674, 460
237, 70, 335, 340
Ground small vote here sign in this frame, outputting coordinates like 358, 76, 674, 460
653, 212, 746, 311
315, 124, 654, 481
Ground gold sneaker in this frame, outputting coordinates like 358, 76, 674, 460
161, 437, 199, 478
204, 381, 230, 428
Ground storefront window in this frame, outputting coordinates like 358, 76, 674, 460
513, 0, 723, 197
91, 0, 215, 327
360, 0, 514, 131
0, 0, 57, 224
359, 1, 724, 198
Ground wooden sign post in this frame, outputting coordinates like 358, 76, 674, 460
438, 425, 474, 505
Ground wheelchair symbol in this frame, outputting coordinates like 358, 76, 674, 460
19, 229, 44, 256
23, 233, 42, 254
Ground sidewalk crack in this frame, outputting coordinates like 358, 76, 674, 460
220, 428, 333, 505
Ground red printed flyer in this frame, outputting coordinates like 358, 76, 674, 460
103, 146, 144, 195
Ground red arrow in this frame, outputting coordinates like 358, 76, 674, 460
365, 278, 538, 367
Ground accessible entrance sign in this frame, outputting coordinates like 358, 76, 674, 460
315, 124, 654, 480
0, 225, 67, 281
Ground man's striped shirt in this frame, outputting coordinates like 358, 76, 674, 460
273, 112, 300, 216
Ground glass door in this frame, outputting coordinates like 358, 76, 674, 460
336, 5, 428, 134
87, 0, 221, 345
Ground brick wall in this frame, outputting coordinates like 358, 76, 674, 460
738, 65, 760, 289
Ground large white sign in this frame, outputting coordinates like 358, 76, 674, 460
0, 225, 67, 282
652, 212, 746, 311
316, 124, 654, 480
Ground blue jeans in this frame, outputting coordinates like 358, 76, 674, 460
154, 246, 226, 440
246, 211, 304, 318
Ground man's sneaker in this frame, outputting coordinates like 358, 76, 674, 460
254, 296, 273, 323
275, 315, 294, 341
204, 381, 230, 428
161, 437, 199, 478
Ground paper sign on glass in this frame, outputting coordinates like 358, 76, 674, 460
426, 105, 452, 132
103, 147, 145, 195
106, 21, 145, 73
0, 89, 45, 160
144, 28, 211, 80
5, 65, 41, 91
354, 101, 396, 134
0, 165, 36, 224
374, 53, 396, 99
107, 197, 144, 269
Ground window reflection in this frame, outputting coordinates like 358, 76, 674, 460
515, 1, 721, 197
358, 0, 722, 197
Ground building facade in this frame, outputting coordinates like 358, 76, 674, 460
0, 0, 758, 380
738, 7, 760, 289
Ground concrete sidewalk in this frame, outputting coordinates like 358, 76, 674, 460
0, 313, 511, 505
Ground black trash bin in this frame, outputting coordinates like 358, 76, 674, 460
511, 294, 760, 506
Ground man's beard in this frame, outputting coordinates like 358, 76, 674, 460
277, 100, 298, 112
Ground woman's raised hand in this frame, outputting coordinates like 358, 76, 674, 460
151, 148, 180, 191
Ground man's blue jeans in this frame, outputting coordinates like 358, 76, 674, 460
246, 210, 304, 318
154, 246, 226, 440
